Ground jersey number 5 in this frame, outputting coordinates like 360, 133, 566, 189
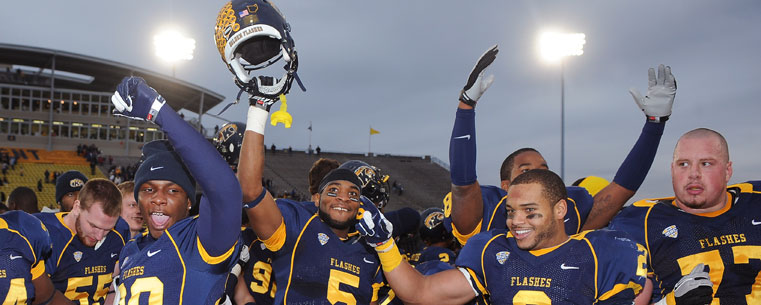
327, 269, 359, 305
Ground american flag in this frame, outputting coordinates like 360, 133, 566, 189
239, 10, 249, 18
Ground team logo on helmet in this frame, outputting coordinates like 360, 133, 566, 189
423, 211, 445, 230
662, 225, 678, 238
69, 178, 85, 188
496, 251, 510, 265
318, 233, 329, 245
73, 251, 83, 263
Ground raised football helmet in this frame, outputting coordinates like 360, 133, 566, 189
213, 122, 246, 167
419, 208, 452, 244
339, 160, 390, 209
214, 0, 305, 109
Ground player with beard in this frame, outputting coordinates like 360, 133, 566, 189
237, 101, 384, 305
610, 128, 755, 305
34, 178, 129, 304
359, 169, 649, 305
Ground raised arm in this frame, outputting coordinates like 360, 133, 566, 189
582, 65, 674, 230
238, 105, 282, 240
449, 45, 498, 235
111, 76, 242, 256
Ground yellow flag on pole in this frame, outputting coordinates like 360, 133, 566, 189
370, 127, 380, 135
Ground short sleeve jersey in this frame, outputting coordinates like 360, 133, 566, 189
609, 181, 761, 304
1, 211, 53, 305
262, 199, 385, 305
35, 212, 129, 304
456, 229, 647, 305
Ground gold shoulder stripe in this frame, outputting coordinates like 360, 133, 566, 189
452, 220, 482, 246
197, 237, 238, 265
31, 259, 47, 280
262, 218, 286, 252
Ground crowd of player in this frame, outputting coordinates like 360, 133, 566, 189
2, 0, 760, 304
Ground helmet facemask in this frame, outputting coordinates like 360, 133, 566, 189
215, 0, 305, 112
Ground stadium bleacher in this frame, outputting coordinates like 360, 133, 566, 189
1, 148, 106, 210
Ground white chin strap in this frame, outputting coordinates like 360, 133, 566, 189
251, 70, 289, 96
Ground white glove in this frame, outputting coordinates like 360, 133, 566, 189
655, 263, 713, 305
459, 45, 498, 107
629, 64, 676, 123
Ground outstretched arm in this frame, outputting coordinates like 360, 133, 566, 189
111, 77, 242, 256
449, 45, 498, 236
582, 65, 674, 230
238, 105, 282, 240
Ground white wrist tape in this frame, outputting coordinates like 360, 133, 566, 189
247, 106, 269, 135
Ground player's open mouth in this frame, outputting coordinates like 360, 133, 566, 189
686, 184, 703, 195
513, 229, 532, 239
150, 212, 170, 228
332, 207, 349, 212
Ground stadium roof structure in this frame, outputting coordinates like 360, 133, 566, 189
0, 43, 224, 114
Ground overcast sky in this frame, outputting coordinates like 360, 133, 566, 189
2, 1, 760, 202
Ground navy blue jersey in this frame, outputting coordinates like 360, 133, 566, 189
456, 229, 647, 305
408, 246, 457, 266
443, 185, 594, 245
1, 211, 53, 304
262, 198, 384, 305
117, 215, 239, 304
609, 181, 761, 304
241, 227, 276, 305
35, 212, 129, 304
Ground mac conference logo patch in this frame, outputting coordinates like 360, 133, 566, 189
496, 251, 510, 265
318, 233, 329, 245
662, 225, 678, 238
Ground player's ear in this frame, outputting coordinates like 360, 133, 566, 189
313, 193, 321, 207
554, 199, 567, 220
726, 161, 733, 182
500, 180, 510, 191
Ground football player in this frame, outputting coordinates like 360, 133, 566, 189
54, 170, 88, 212
34, 178, 128, 304
1, 210, 70, 304
610, 128, 755, 305
411, 208, 456, 266
446, 45, 674, 245
359, 169, 648, 304
109, 76, 242, 303
116, 181, 143, 238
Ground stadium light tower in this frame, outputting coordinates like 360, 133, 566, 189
154, 28, 196, 77
538, 31, 585, 182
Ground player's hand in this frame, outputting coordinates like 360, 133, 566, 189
355, 196, 393, 247
668, 264, 713, 305
629, 64, 676, 123
459, 44, 498, 107
111, 77, 167, 122
245, 76, 281, 112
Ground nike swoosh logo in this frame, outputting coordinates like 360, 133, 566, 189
453, 135, 471, 140
147, 249, 161, 257
560, 263, 579, 270
10, 254, 22, 260
111, 253, 118, 258
564, 218, 570, 223
752, 220, 761, 225
363, 257, 374, 264
150, 166, 163, 171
